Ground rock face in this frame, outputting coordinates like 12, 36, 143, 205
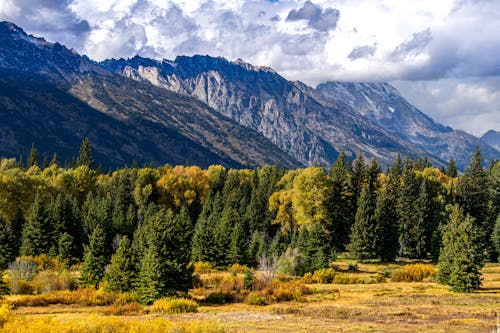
316, 82, 500, 169
0, 22, 300, 169
102, 55, 436, 168
481, 130, 500, 151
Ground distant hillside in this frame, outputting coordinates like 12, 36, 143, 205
481, 130, 500, 151
0, 22, 300, 169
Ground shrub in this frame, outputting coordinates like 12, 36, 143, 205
11, 288, 121, 307
103, 302, 143, 316
6, 258, 38, 294
0, 302, 13, 328
151, 297, 198, 314
390, 264, 437, 282
204, 291, 235, 304
193, 262, 216, 274
270, 282, 311, 302
310, 268, 336, 283
245, 292, 267, 306
228, 264, 249, 274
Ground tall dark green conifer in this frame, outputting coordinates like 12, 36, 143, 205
446, 158, 458, 178
77, 138, 94, 168
20, 192, 52, 256
80, 225, 107, 288
373, 179, 399, 261
348, 185, 377, 260
328, 152, 350, 251
456, 146, 491, 252
105, 236, 136, 292
437, 205, 483, 292
27, 143, 38, 168
0, 215, 14, 269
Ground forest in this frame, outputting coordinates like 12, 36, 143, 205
0, 139, 499, 308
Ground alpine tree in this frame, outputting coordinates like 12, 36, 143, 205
80, 225, 107, 288
446, 158, 458, 178
105, 236, 136, 292
26, 143, 38, 168
373, 178, 399, 261
437, 205, 483, 292
328, 152, 351, 251
0, 215, 13, 269
135, 208, 193, 304
456, 146, 491, 252
20, 192, 53, 256
77, 138, 94, 168
348, 185, 377, 260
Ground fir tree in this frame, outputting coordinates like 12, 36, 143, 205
456, 146, 491, 252
373, 179, 399, 261
446, 158, 458, 177
9, 208, 25, 257
27, 143, 38, 167
228, 218, 248, 265
492, 213, 500, 262
437, 205, 483, 292
213, 208, 239, 267
105, 236, 136, 292
20, 192, 52, 256
77, 138, 94, 168
0, 215, 14, 269
135, 209, 193, 304
80, 225, 107, 288
328, 152, 351, 251
348, 185, 377, 260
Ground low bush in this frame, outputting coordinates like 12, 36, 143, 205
228, 264, 250, 274
102, 301, 143, 316
310, 268, 336, 283
193, 262, 216, 274
11, 288, 123, 307
1, 315, 227, 333
0, 302, 13, 328
151, 297, 198, 314
245, 292, 267, 306
332, 273, 382, 285
390, 264, 437, 282
268, 282, 311, 302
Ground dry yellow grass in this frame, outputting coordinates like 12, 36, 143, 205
4, 262, 500, 333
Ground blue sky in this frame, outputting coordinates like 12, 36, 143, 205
0, 0, 499, 136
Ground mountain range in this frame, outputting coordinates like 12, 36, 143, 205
481, 130, 500, 151
0, 21, 498, 170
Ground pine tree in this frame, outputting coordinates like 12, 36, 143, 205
437, 205, 483, 292
77, 138, 95, 168
213, 208, 239, 267
0, 215, 14, 269
373, 179, 399, 261
348, 185, 377, 260
27, 143, 38, 167
135, 209, 193, 304
20, 192, 53, 256
328, 152, 351, 251
9, 208, 25, 257
492, 213, 500, 262
80, 225, 107, 288
105, 236, 136, 292
397, 160, 424, 258
228, 218, 248, 265
191, 192, 220, 263
446, 158, 458, 177
456, 146, 491, 252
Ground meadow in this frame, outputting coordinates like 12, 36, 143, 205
2, 260, 499, 333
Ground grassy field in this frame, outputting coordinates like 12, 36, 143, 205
3, 262, 500, 333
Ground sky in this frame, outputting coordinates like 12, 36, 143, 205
0, 0, 499, 136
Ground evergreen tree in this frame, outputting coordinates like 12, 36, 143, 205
9, 208, 25, 257
228, 218, 248, 265
437, 205, 483, 292
298, 223, 333, 273
213, 208, 239, 267
77, 138, 94, 168
397, 160, 425, 258
456, 146, 491, 252
247, 230, 265, 267
328, 152, 351, 251
373, 179, 399, 261
345, 152, 367, 239
446, 158, 458, 178
348, 185, 377, 260
80, 225, 107, 288
492, 213, 500, 262
57, 232, 76, 264
27, 143, 38, 167
191, 192, 220, 263
390, 153, 403, 176
20, 192, 53, 256
135, 209, 193, 304
105, 236, 136, 292
0, 215, 14, 269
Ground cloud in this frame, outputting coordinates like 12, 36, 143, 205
1, 0, 499, 134
0, 0, 90, 49
348, 44, 376, 60
390, 28, 432, 61
286, 1, 340, 32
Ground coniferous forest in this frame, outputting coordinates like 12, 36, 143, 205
0, 140, 499, 305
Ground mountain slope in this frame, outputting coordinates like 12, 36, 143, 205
0, 22, 300, 169
481, 130, 500, 151
316, 82, 500, 169
102, 55, 438, 168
